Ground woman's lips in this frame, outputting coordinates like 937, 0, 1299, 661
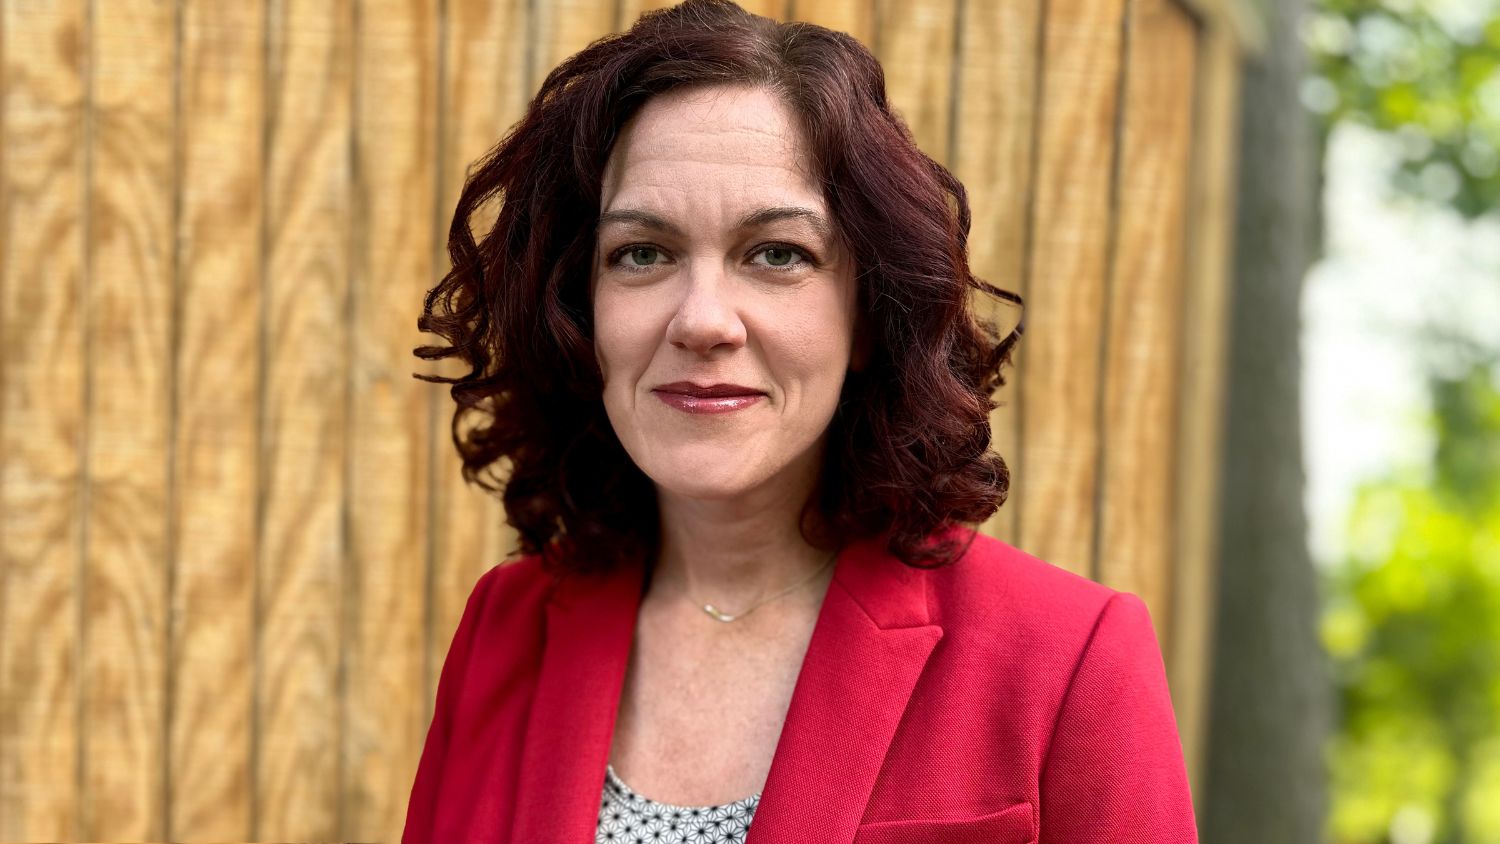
652, 390, 764, 414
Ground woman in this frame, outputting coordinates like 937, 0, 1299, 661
404, 1, 1197, 842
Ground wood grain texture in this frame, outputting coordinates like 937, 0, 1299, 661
620, 0, 689, 25
1175, 0, 1265, 54
344, 0, 437, 840
873, 0, 957, 167
1014, 0, 1126, 577
1171, 20, 1243, 797
83, 0, 175, 837
953, 0, 1040, 546
169, 0, 263, 839
256, 0, 351, 838
619, 0, 787, 29
534, 0, 618, 92
1095, 0, 1198, 628
790, 0, 875, 45
0, 1, 87, 839
426, 0, 526, 745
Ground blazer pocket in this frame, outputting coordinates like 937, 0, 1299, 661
852, 800, 1035, 844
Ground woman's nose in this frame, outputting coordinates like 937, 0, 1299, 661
665, 261, 747, 356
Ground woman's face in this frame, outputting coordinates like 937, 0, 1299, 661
591, 83, 860, 503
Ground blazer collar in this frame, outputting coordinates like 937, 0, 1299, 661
509, 528, 948, 843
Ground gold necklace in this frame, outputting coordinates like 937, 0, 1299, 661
696, 549, 839, 623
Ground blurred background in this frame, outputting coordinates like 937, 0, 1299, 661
1301, 0, 1500, 842
0, 0, 1495, 842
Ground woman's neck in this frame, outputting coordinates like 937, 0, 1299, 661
651, 484, 836, 615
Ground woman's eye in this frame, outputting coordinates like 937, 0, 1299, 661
754, 245, 808, 269
622, 246, 662, 268
607, 243, 810, 273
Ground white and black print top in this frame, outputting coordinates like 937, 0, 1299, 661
596, 763, 760, 844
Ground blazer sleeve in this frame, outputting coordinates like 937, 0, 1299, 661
1038, 591, 1199, 843
401, 565, 498, 844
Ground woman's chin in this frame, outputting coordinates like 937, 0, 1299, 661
650, 473, 762, 502
642, 456, 774, 503
632, 437, 823, 504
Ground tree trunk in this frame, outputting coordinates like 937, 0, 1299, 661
1199, 0, 1332, 839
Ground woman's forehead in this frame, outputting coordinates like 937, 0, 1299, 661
599, 84, 822, 211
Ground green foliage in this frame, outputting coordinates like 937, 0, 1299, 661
1321, 357, 1500, 843
1310, 3, 1500, 838
1304, 0, 1500, 217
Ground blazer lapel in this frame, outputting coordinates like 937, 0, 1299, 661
508, 529, 947, 843
747, 531, 945, 842
508, 550, 647, 843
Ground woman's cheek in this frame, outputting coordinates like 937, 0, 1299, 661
594, 338, 609, 383
594, 295, 652, 391
593, 290, 627, 384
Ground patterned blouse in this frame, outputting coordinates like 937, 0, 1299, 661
596, 763, 760, 843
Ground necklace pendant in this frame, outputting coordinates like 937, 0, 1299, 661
702, 603, 737, 622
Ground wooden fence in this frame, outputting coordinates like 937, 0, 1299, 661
0, 0, 1256, 840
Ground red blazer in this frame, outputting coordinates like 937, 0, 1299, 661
402, 526, 1199, 843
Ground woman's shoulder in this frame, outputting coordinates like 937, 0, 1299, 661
484, 551, 555, 589
924, 530, 1161, 660
931, 530, 1120, 609
454, 551, 561, 632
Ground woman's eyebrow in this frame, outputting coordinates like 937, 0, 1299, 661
595, 206, 831, 239
596, 208, 684, 236
734, 206, 831, 238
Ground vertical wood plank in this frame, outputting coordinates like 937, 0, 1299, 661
0, 1, 87, 838
533, 0, 622, 91
617, 0, 671, 25
1014, 0, 1127, 576
617, 0, 787, 30
83, 0, 175, 837
952, 0, 1041, 546
1171, 21, 1241, 796
345, 0, 436, 841
1095, 0, 1198, 625
170, 1, 263, 838
873, 0, 957, 166
427, 0, 528, 711
257, 0, 351, 838
789, 0, 874, 45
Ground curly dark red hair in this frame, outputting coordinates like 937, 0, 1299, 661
413, 0, 1023, 575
